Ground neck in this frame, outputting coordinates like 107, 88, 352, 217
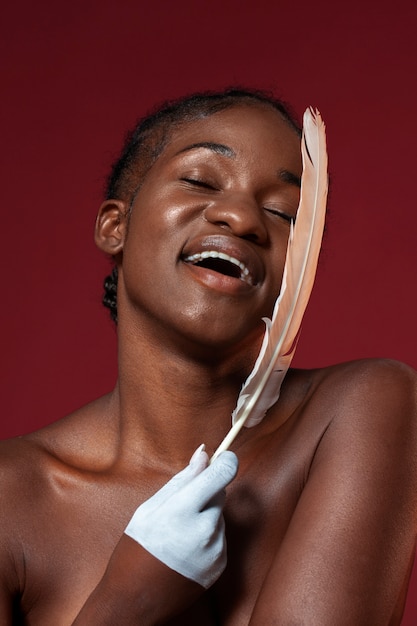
110, 312, 261, 471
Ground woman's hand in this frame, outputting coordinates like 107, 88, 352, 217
73, 446, 238, 625
125, 445, 238, 589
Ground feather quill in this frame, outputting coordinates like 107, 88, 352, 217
211, 108, 328, 462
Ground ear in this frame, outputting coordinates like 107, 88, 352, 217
95, 200, 129, 256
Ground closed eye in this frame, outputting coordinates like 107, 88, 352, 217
264, 207, 294, 224
181, 177, 218, 191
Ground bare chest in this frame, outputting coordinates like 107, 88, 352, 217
16, 403, 321, 625
17, 456, 305, 625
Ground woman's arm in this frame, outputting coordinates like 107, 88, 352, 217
250, 359, 417, 625
72, 536, 204, 625
73, 449, 238, 625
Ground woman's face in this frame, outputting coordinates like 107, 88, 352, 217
118, 104, 302, 354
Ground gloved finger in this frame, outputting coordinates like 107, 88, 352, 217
195, 507, 226, 549
134, 445, 209, 514
185, 451, 238, 510
196, 491, 226, 530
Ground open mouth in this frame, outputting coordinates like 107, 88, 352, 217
183, 251, 253, 285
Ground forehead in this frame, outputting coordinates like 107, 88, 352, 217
160, 104, 301, 160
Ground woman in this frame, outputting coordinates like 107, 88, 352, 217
1, 89, 416, 625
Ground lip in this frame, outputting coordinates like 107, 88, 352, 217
180, 234, 264, 293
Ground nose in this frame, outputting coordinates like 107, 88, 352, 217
203, 193, 268, 244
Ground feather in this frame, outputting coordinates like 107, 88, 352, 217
211, 108, 328, 462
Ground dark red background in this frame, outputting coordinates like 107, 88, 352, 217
1, 1, 416, 621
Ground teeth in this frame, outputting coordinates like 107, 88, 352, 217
184, 251, 253, 285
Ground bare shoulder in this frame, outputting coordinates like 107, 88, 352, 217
317, 356, 417, 397
0, 435, 49, 509
248, 360, 417, 624
322, 363, 417, 532
311, 357, 417, 437
299, 357, 417, 476
0, 394, 124, 620
0, 435, 52, 599
260, 357, 417, 459
0, 392, 118, 520
20, 392, 117, 468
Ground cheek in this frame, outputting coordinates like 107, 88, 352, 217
267, 231, 291, 308
271, 222, 291, 264
121, 202, 182, 295
130, 185, 196, 237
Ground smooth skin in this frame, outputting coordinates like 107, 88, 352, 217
1, 105, 416, 625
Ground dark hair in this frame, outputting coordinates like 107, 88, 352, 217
102, 87, 301, 323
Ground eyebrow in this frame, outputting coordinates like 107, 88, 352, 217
278, 169, 301, 188
176, 142, 236, 158
176, 142, 301, 188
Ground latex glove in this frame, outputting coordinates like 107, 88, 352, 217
125, 445, 238, 589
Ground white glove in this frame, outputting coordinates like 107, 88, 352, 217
125, 445, 238, 589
